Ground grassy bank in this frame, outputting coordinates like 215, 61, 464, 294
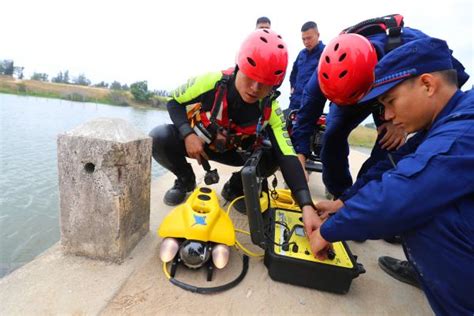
0, 75, 167, 108
349, 125, 377, 148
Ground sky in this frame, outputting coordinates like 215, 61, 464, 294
1, 0, 473, 106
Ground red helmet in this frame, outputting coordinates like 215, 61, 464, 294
318, 33, 378, 105
236, 29, 288, 86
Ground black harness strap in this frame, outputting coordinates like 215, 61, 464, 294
207, 74, 231, 138
343, 14, 404, 52
384, 16, 403, 52
252, 90, 280, 150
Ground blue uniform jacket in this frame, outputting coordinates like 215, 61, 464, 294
292, 28, 470, 156
288, 41, 325, 111
321, 90, 474, 315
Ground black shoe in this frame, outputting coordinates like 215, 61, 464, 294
378, 256, 421, 289
384, 235, 402, 244
221, 172, 244, 201
221, 174, 246, 214
164, 177, 196, 206
232, 199, 247, 214
221, 181, 244, 201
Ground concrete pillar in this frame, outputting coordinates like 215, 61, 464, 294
57, 118, 152, 263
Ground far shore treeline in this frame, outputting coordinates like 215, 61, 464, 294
0, 59, 169, 108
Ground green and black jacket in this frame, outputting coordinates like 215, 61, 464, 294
168, 71, 313, 207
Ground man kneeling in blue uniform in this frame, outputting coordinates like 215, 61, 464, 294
306, 38, 474, 314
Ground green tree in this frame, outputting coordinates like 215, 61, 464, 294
110, 81, 122, 90
73, 73, 91, 86
52, 70, 70, 83
0, 60, 14, 76
63, 70, 70, 84
93, 81, 108, 88
154, 89, 170, 97
52, 71, 64, 83
31, 72, 49, 81
130, 81, 151, 102
14, 66, 24, 79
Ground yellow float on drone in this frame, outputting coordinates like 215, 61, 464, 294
159, 187, 235, 245
158, 187, 235, 270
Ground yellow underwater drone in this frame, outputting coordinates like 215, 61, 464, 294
159, 187, 235, 268
158, 186, 250, 293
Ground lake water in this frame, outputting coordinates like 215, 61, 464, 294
0, 93, 170, 278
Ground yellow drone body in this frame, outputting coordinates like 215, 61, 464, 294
158, 187, 235, 246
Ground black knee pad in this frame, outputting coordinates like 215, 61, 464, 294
149, 124, 177, 144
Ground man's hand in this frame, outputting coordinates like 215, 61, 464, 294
309, 229, 332, 261
378, 121, 407, 150
302, 205, 322, 238
184, 133, 208, 164
297, 154, 309, 182
315, 199, 344, 220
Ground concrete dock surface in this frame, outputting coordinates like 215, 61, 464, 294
0, 150, 432, 315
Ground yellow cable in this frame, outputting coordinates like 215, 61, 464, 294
234, 229, 264, 257
235, 240, 264, 257
226, 195, 245, 215
226, 188, 298, 257
162, 261, 171, 279
235, 228, 250, 235
225, 200, 264, 256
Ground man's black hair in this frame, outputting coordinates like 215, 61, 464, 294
256, 16, 271, 26
438, 69, 459, 86
406, 69, 458, 88
301, 21, 317, 32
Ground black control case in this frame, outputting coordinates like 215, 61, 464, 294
241, 149, 365, 294
263, 208, 364, 294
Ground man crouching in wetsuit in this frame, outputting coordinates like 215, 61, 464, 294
149, 29, 321, 233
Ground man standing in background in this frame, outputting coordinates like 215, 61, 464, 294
288, 21, 325, 113
256, 16, 271, 29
